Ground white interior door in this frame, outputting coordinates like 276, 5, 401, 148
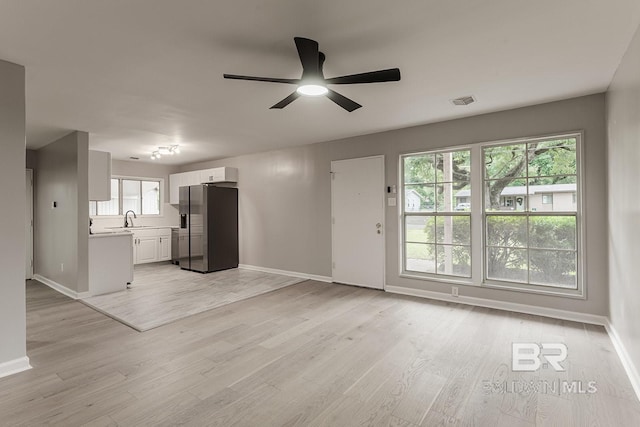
331, 156, 385, 289
25, 169, 33, 279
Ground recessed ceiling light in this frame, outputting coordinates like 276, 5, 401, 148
451, 95, 476, 106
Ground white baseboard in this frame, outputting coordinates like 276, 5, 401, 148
385, 285, 608, 326
0, 356, 31, 379
604, 320, 640, 402
238, 264, 332, 283
33, 274, 91, 300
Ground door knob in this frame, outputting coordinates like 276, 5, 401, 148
376, 223, 382, 228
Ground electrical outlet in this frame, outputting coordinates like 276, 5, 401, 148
451, 286, 459, 297
60, 263, 64, 272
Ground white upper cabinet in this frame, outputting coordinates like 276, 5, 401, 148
169, 167, 237, 204
200, 167, 238, 184
89, 150, 112, 201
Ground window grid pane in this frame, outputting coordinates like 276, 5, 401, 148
96, 178, 119, 216
122, 179, 142, 214
141, 181, 160, 215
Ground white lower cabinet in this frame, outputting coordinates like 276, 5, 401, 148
158, 235, 171, 261
135, 237, 158, 264
132, 228, 172, 265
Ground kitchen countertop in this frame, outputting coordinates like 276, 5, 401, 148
90, 231, 133, 238
103, 226, 178, 231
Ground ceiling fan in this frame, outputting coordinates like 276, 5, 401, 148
223, 37, 401, 112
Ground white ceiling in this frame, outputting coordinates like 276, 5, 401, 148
1, 0, 639, 165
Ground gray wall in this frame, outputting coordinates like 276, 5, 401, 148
0, 61, 26, 365
90, 159, 180, 229
181, 94, 608, 316
0, 60, 27, 365
35, 131, 89, 293
606, 25, 640, 379
26, 149, 37, 169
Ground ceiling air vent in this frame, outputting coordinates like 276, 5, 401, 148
451, 95, 475, 106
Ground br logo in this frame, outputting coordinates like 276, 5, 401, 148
512, 343, 568, 372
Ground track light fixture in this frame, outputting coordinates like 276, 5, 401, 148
151, 145, 180, 160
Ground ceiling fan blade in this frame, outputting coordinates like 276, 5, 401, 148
325, 68, 401, 85
294, 37, 320, 76
270, 91, 301, 109
326, 89, 362, 112
223, 74, 299, 84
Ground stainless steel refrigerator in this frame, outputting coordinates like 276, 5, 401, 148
179, 185, 238, 273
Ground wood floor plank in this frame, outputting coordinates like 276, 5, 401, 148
0, 280, 638, 426
81, 263, 305, 331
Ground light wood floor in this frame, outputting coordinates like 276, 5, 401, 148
82, 264, 304, 331
1, 280, 639, 426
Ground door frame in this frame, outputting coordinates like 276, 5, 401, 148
330, 155, 386, 290
26, 168, 33, 279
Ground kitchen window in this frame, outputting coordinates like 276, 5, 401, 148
90, 177, 162, 216
400, 132, 582, 297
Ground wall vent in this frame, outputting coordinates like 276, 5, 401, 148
451, 95, 475, 106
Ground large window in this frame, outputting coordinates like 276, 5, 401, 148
400, 133, 582, 296
484, 138, 578, 289
402, 149, 472, 278
90, 177, 161, 216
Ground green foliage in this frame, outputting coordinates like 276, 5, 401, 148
404, 151, 471, 211
409, 215, 577, 285
527, 139, 577, 182
485, 215, 577, 286
483, 138, 577, 209
404, 138, 577, 211
422, 216, 471, 271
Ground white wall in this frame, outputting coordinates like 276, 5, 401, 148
35, 131, 89, 293
0, 59, 28, 376
90, 159, 180, 230
606, 25, 640, 389
181, 94, 608, 316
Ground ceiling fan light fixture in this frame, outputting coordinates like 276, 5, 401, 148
297, 84, 328, 96
223, 37, 400, 111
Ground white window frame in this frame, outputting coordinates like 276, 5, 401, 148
399, 132, 585, 299
90, 175, 165, 218
400, 146, 474, 284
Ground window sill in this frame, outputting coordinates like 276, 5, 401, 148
400, 272, 478, 287
399, 273, 585, 299
481, 280, 585, 299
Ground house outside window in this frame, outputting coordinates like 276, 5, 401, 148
90, 177, 162, 216
401, 133, 582, 297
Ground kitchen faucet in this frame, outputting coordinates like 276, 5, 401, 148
124, 210, 137, 228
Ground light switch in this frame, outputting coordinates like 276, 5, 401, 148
388, 198, 396, 206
